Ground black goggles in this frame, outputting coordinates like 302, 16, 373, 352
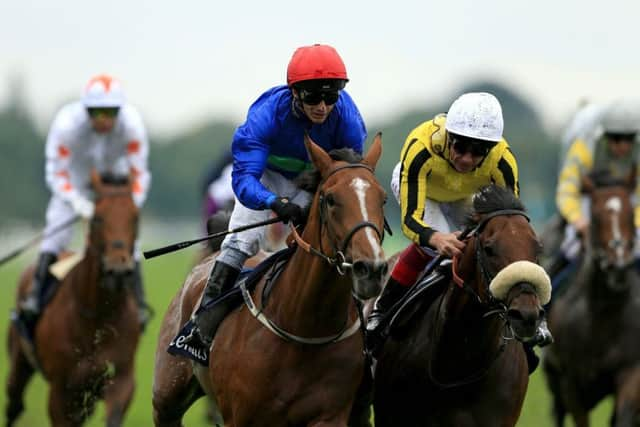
605, 132, 637, 144
450, 134, 497, 157
298, 89, 340, 106
87, 107, 120, 118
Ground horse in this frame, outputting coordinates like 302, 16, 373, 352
6, 171, 142, 427
543, 171, 640, 427
368, 185, 550, 427
152, 133, 388, 427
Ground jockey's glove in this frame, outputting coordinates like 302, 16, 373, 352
270, 197, 303, 226
70, 195, 95, 219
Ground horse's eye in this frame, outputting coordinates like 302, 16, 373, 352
325, 194, 336, 207
484, 244, 495, 257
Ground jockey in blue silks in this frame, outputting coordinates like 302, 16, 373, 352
188, 44, 367, 347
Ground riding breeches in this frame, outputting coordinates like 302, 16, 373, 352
217, 169, 312, 270
40, 194, 142, 259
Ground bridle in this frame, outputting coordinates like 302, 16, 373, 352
290, 163, 390, 275
452, 209, 530, 307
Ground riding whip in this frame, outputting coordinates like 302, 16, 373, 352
0, 216, 81, 266
143, 216, 283, 260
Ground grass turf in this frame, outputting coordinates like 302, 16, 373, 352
0, 241, 611, 426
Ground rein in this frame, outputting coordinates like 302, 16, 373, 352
427, 208, 528, 389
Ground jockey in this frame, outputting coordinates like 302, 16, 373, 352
20, 74, 152, 329
187, 44, 367, 347
548, 99, 640, 283
367, 92, 553, 347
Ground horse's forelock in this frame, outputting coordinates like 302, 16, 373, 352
295, 148, 363, 193
465, 185, 525, 227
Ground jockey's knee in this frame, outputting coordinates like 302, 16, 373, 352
390, 243, 434, 287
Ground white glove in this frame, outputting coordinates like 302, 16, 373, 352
71, 196, 95, 219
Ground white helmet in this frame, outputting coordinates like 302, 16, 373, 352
446, 92, 504, 142
82, 74, 125, 108
601, 100, 640, 134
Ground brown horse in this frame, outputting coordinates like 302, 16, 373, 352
6, 171, 141, 427
153, 134, 388, 427
544, 172, 640, 427
368, 185, 550, 427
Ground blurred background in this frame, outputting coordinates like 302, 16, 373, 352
1, 0, 638, 425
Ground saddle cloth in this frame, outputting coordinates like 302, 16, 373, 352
167, 246, 294, 366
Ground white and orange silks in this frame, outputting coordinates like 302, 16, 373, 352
41, 101, 150, 256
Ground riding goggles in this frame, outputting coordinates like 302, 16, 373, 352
298, 89, 340, 106
605, 132, 637, 144
450, 133, 497, 157
87, 107, 120, 118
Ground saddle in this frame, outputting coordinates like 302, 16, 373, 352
168, 246, 295, 366
381, 261, 452, 343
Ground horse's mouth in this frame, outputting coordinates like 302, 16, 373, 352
507, 308, 542, 342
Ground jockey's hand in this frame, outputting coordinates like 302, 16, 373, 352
428, 231, 466, 258
270, 197, 303, 226
572, 217, 589, 237
70, 195, 95, 219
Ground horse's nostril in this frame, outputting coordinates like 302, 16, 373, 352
353, 261, 370, 279
507, 309, 524, 321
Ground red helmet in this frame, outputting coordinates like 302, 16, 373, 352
286, 44, 348, 86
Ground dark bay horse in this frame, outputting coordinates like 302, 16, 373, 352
6, 171, 141, 427
544, 172, 640, 427
153, 134, 388, 427
370, 185, 551, 427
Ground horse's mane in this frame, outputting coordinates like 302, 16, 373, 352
465, 185, 525, 227
295, 148, 363, 193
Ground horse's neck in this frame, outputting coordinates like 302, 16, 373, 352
69, 247, 110, 314
269, 229, 354, 336
430, 274, 504, 366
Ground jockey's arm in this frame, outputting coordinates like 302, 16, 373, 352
556, 139, 593, 226
123, 108, 151, 207
44, 110, 81, 203
489, 145, 520, 197
230, 115, 278, 210
398, 138, 437, 247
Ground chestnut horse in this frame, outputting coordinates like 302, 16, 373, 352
368, 185, 550, 427
544, 172, 640, 427
153, 134, 388, 426
6, 171, 141, 427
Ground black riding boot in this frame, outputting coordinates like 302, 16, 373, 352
189, 261, 240, 347
132, 262, 153, 332
366, 278, 410, 352
21, 252, 57, 320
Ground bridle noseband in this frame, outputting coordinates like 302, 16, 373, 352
291, 163, 389, 275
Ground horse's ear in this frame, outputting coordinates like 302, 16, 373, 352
581, 173, 595, 194
304, 132, 333, 176
90, 169, 102, 192
363, 132, 382, 171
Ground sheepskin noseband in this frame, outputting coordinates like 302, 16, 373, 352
489, 260, 551, 305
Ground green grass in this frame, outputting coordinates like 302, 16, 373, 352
0, 242, 612, 426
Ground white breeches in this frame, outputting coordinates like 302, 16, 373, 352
220, 169, 312, 259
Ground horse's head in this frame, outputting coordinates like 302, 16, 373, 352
89, 170, 139, 281
456, 185, 550, 342
303, 133, 388, 299
582, 170, 636, 291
